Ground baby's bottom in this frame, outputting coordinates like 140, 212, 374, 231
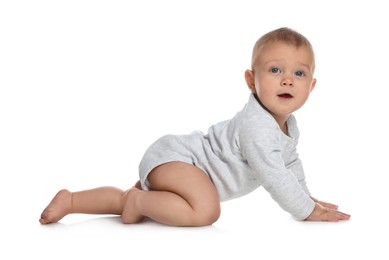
40, 162, 220, 227
122, 161, 221, 226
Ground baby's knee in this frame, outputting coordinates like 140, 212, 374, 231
191, 205, 221, 227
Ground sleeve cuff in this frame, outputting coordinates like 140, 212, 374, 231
294, 198, 316, 221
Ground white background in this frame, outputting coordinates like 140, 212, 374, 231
1, 0, 388, 259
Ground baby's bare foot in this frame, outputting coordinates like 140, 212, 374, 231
121, 188, 144, 224
39, 189, 72, 224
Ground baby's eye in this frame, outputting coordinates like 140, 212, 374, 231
271, 67, 281, 74
294, 71, 305, 77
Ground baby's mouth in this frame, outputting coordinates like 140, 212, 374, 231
277, 93, 293, 99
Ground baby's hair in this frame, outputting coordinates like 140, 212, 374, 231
251, 27, 315, 71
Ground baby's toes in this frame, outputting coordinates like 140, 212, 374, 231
39, 210, 51, 224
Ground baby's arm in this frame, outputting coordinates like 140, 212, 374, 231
238, 116, 349, 221
305, 202, 350, 222
240, 133, 315, 220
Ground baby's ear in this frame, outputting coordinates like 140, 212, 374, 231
244, 70, 255, 93
310, 78, 317, 93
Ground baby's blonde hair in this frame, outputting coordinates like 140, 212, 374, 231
251, 27, 315, 71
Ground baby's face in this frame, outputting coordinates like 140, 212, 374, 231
250, 42, 316, 121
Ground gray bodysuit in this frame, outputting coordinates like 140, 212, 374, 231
139, 94, 315, 220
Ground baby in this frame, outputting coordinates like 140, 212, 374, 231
40, 27, 350, 226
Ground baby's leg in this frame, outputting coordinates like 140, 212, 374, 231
122, 162, 221, 227
39, 186, 125, 224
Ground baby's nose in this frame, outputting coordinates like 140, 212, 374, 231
281, 77, 293, 86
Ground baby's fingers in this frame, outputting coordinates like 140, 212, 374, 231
325, 209, 350, 222
318, 201, 338, 210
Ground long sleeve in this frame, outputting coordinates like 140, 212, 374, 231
287, 156, 311, 196
237, 112, 315, 220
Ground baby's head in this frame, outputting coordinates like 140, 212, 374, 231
245, 27, 317, 122
251, 27, 315, 72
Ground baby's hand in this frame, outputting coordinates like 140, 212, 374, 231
310, 196, 338, 210
305, 202, 350, 222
